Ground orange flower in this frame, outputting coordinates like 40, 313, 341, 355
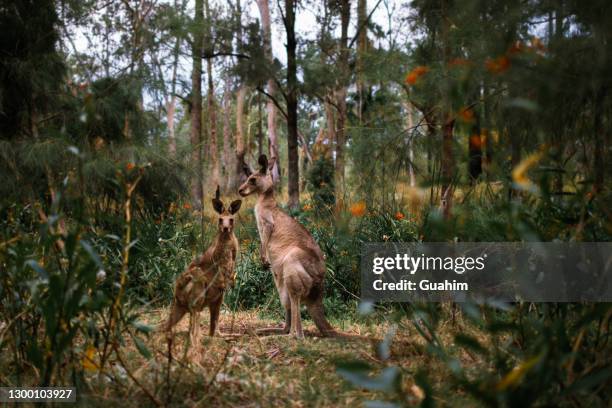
530, 36, 545, 51
405, 66, 429, 85
183, 202, 192, 210
458, 108, 475, 123
469, 134, 483, 148
349, 201, 366, 217
302, 204, 313, 211
507, 41, 524, 55
485, 56, 510, 74
448, 58, 470, 67
394, 211, 405, 220
126, 162, 136, 171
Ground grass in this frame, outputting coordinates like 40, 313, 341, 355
71, 305, 486, 407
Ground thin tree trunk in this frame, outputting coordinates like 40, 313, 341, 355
205, 0, 218, 187
440, 0, 454, 218
285, 0, 299, 210
223, 75, 233, 192
167, 31, 181, 156
403, 102, 416, 187
235, 85, 248, 187
335, 0, 350, 201
257, 92, 264, 157
190, 0, 204, 209
233, 0, 249, 190
357, 0, 367, 124
256, 0, 280, 184
468, 110, 483, 182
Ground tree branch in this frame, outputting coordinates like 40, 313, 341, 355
256, 86, 288, 119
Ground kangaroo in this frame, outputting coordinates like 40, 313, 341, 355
238, 155, 335, 339
164, 187, 241, 346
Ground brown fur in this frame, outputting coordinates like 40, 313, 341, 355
164, 188, 241, 347
238, 155, 335, 339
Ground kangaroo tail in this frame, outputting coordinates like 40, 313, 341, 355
307, 300, 336, 337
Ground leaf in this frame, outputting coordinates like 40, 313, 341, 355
132, 321, 154, 334
80, 240, 103, 268
377, 325, 397, 360
454, 333, 487, 354
359, 300, 374, 315
364, 401, 401, 408
496, 354, 543, 390
337, 366, 400, 393
82, 345, 99, 372
563, 367, 612, 394
504, 98, 539, 112
25, 260, 48, 281
133, 336, 152, 359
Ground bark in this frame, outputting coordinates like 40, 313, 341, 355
167, 27, 181, 156
441, 118, 455, 217
257, 92, 264, 157
357, 0, 367, 124
334, 0, 350, 200
233, 0, 249, 190
222, 76, 233, 192
468, 110, 483, 182
403, 102, 416, 187
190, 0, 204, 209
256, 0, 280, 184
440, 0, 453, 218
285, 0, 299, 210
235, 85, 248, 188
205, 0, 219, 187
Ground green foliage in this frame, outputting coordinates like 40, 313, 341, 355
306, 157, 335, 210
0, 0, 65, 138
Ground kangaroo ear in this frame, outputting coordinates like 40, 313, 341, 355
258, 154, 268, 174
242, 163, 252, 176
212, 198, 224, 214
229, 199, 242, 214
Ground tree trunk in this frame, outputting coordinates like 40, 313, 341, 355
190, 0, 204, 209
334, 0, 350, 201
222, 76, 233, 192
205, 0, 218, 188
256, 0, 280, 184
468, 110, 483, 182
166, 24, 181, 156
233, 0, 249, 190
403, 102, 416, 187
285, 0, 299, 210
440, 0, 454, 218
357, 0, 367, 124
441, 118, 455, 217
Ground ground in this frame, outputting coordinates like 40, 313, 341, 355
77, 308, 476, 407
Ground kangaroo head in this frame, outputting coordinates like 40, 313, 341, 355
238, 154, 275, 197
212, 186, 241, 234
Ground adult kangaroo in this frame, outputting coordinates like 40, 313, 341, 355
238, 155, 335, 339
164, 187, 241, 345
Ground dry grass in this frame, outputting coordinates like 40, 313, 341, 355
75, 306, 488, 407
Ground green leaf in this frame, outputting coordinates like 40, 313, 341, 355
454, 333, 487, 354
133, 336, 152, 359
337, 366, 400, 393
25, 260, 48, 281
80, 240, 103, 268
364, 401, 401, 408
132, 321, 154, 334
